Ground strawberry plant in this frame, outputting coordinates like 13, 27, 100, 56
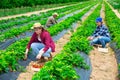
64, 36, 92, 54
0, 38, 29, 72
0, 1, 99, 78
0, 1, 91, 31
48, 5, 94, 36
0, 1, 95, 42
105, 2, 120, 48
32, 4, 101, 79
0, 2, 84, 17
32, 52, 89, 80
0, 3, 92, 72
0, 54, 9, 73
104, 2, 120, 78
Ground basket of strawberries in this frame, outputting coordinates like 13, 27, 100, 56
31, 62, 44, 71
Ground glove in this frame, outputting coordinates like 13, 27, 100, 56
36, 48, 44, 59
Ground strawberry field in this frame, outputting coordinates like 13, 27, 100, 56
0, 0, 120, 80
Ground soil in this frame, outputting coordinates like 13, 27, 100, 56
81, 4, 98, 22
0, 4, 77, 20
16, 4, 99, 80
16, 22, 80, 80
106, 1, 120, 19
90, 4, 118, 80
90, 47, 118, 80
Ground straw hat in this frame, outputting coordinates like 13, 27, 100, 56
31, 23, 43, 29
52, 12, 59, 16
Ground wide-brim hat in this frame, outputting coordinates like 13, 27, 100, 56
31, 22, 43, 29
52, 12, 59, 16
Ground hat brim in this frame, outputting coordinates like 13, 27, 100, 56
53, 14, 59, 16
31, 25, 44, 29
56, 14, 59, 16
96, 20, 102, 22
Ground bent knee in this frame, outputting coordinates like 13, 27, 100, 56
31, 43, 37, 49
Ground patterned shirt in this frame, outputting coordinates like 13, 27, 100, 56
92, 24, 110, 38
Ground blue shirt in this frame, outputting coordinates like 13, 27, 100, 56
92, 24, 110, 38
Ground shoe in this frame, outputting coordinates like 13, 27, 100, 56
48, 53, 52, 61
37, 57, 46, 63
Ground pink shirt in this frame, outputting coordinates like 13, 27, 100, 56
27, 30, 55, 52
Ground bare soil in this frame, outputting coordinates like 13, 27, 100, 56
90, 4, 118, 80
106, 1, 120, 19
16, 4, 98, 80
0, 4, 76, 20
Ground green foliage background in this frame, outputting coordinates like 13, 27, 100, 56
0, 0, 88, 8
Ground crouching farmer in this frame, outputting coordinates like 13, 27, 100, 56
87, 17, 111, 48
24, 23, 55, 61
46, 13, 59, 28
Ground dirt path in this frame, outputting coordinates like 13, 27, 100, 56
0, 4, 77, 21
100, 4, 105, 23
16, 4, 99, 80
90, 4, 118, 80
105, 1, 120, 19
17, 21, 80, 80
81, 4, 98, 22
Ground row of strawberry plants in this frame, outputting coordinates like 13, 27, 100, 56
62, 3, 101, 55
0, 2, 79, 17
0, 0, 83, 9
0, 1, 93, 31
104, 2, 120, 48
0, 38, 29, 73
0, 2, 96, 42
104, 2, 120, 78
107, 0, 120, 9
48, 5, 94, 36
0, 2, 80, 24
0, 2, 82, 30
119, 64, 120, 78
0, 4, 95, 73
32, 53, 89, 80
32, 4, 101, 80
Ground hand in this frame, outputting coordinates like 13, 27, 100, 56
24, 48, 29, 60
87, 36, 94, 40
97, 36, 101, 38
24, 53, 28, 60
36, 48, 44, 60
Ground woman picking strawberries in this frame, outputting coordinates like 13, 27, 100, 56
24, 22, 55, 61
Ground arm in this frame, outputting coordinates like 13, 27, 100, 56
43, 32, 51, 52
92, 28, 100, 38
24, 48, 29, 60
92, 29, 99, 38
51, 18, 57, 24
24, 33, 36, 60
55, 20, 57, 23
27, 33, 36, 51
88, 27, 99, 40
100, 27, 110, 37
36, 32, 51, 59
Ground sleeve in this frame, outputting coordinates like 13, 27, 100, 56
55, 20, 57, 23
51, 18, 57, 24
92, 28, 99, 37
27, 33, 36, 51
102, 27, 110, 37
43, 32, 51, 52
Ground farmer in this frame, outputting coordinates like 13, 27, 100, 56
46, 12, 59, 28
24, 22, 55, 61
87, 17, 111, 48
